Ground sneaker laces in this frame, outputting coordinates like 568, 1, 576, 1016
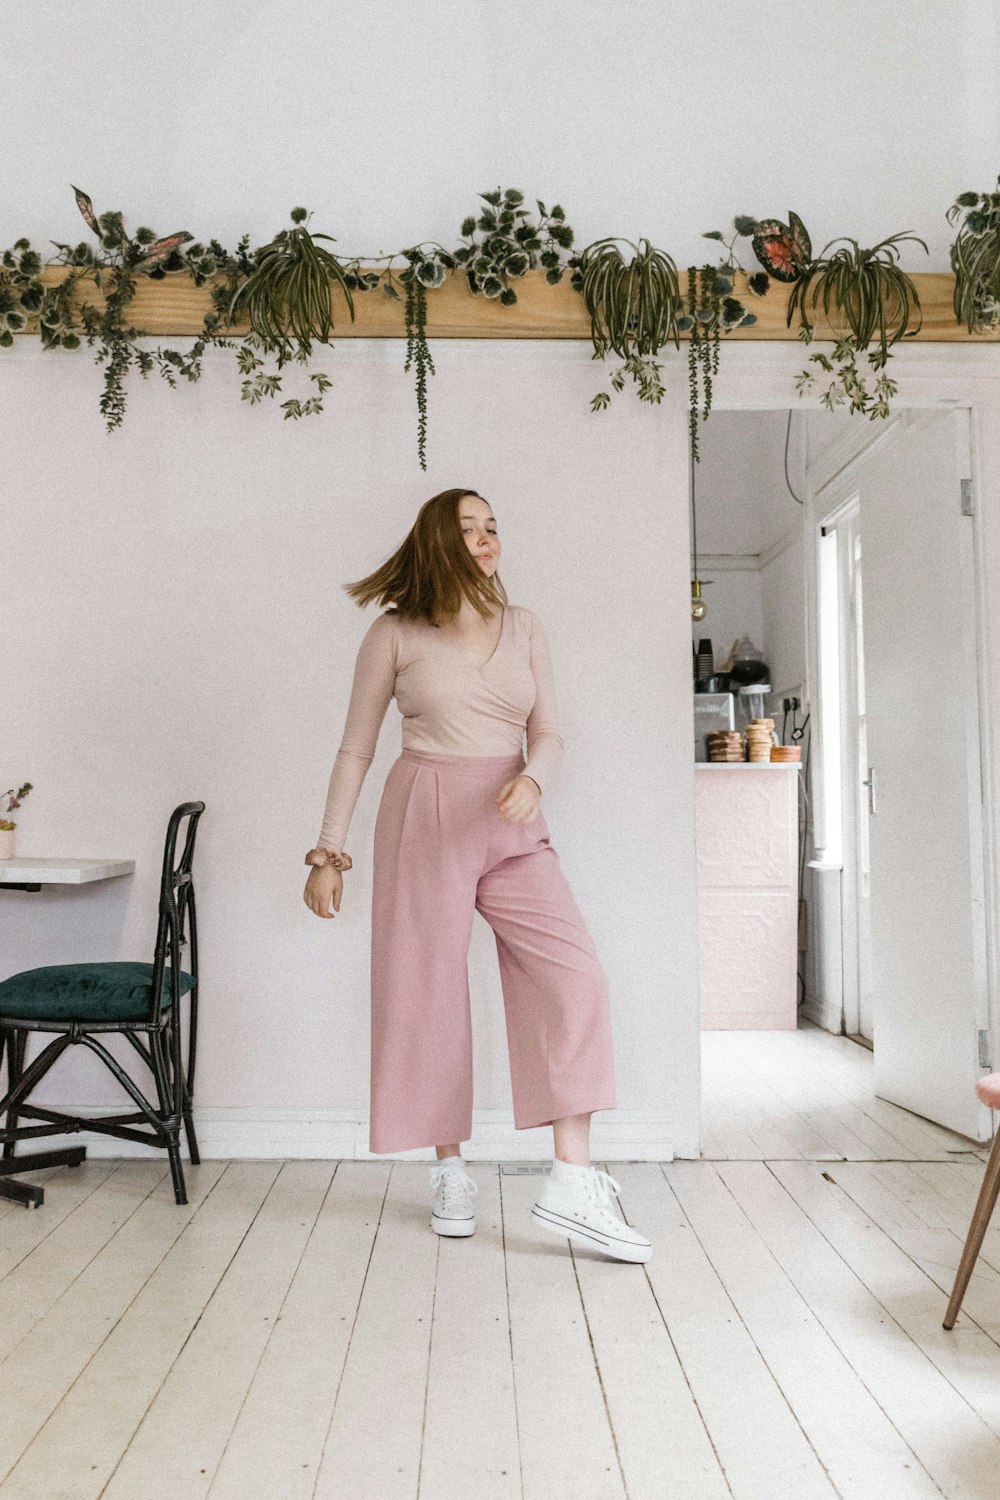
429, 1161, 478, 1205
586, 1167, 623, 1213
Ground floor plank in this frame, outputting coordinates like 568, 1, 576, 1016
0, 1160, 121, 1280
665, 1160, 942, 1498
0, 1161, 223, 1487
418, 1165, 521, 1500
721, 1160, 1000, 1498
101, 1161, 326, 1500
208, 1161, 391, 1500
310, 1163, 440, 1500
770, 1161, 1000, 1434
616, 1163, 838, 1499
0, 1025, 996, 1500
499, 1170, 626, 1500
572, 1163, 731, 1500
0, 1161, 168, 1363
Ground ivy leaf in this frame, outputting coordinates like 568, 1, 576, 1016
703, 231, 725, 242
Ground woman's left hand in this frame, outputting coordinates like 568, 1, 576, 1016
496, 775, 541, 825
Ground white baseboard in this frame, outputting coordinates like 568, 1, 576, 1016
30, 1106, 678, 1162
799, 997, 842, 1033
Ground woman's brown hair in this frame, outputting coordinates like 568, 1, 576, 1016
342, 488, 508, 626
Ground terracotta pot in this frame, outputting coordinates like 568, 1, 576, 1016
0, 827, 16, 860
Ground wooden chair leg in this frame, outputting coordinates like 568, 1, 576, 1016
944, 1124, 1000, 1328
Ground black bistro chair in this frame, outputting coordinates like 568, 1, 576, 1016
0, 801, 204, 1208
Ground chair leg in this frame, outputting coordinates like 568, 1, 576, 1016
182, 1087, 201, 1166
149, 1029, 188, 1207
1, 1030, 26, 1159
944, 1125, 1000, 1328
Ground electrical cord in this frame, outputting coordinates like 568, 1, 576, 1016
784, 408, 804, 506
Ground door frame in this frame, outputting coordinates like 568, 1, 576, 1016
813, 492, 865, 1041
695, 344, 1000, 1146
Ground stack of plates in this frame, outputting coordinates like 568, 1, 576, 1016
707, 731, 745, 762
746, 717, 775, 763
770, 745, 801, 762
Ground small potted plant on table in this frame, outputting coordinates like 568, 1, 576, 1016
0, 783, 33, 859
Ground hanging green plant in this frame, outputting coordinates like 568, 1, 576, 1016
947, 180, 1000, 333
0, 187, 246, 431
682, 216, 765, 459
569, 237, 682, 410
453, 188, 575, 304
228, 207, 355, 358
221, 208, 379, 421
786, 231, 926, 417
402, 263, 435, 471
345, 242, 452, 469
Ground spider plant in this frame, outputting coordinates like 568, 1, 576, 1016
788, 232, 927, 417
570, 237, 682, 409
947, 182, 1000, 333
228, 207, 355, 360
787, 232, 925, 360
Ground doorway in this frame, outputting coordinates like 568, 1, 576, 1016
693, 398, 995, 1146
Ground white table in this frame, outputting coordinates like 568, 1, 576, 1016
0, 858, 135, 892
0, 857, 135, 1204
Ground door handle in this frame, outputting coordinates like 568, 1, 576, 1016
861, 768, 877, 815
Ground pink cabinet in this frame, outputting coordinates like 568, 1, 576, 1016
694, 765, 800, 1029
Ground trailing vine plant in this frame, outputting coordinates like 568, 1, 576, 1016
0, 181, 988, 462
0, 189, 251, 431
335, 189, 576, 469
226, 207, 360, 419
947, 179, 1000, 333
683, 216, 766, 460
774, 223, 927, 418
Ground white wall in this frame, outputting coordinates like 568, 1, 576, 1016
2, 340, 696, 1158
4, 1, 999, 1158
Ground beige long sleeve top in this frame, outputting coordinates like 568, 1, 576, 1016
315, 604, 564, 853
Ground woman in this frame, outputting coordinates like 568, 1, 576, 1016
303, 488, 651, 1264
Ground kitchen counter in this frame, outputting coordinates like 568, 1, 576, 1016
695, 762, 799, 1029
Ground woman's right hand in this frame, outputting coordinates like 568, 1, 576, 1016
304, 864, 343, 919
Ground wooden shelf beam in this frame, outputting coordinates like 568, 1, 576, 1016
23, 266, 999, 342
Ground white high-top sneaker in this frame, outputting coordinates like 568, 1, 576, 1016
429, 1157, 478, 1236
532, 1164, 652, 1263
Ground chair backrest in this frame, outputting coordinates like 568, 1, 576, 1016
147, 802, 205, 1024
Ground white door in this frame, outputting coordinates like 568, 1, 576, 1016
859, 410, 989, 1139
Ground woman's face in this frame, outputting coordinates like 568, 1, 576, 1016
458, 495, 500, 577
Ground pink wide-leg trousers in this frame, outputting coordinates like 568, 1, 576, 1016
369, 747, 617, 1154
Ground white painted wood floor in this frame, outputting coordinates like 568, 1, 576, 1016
1, 1019, 999, 1500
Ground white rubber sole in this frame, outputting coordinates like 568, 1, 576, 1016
431, 1212, 476, 1237
531, 1203, 652, 1263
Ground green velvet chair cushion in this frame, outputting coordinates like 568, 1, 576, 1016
0, 962, 197, 1022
